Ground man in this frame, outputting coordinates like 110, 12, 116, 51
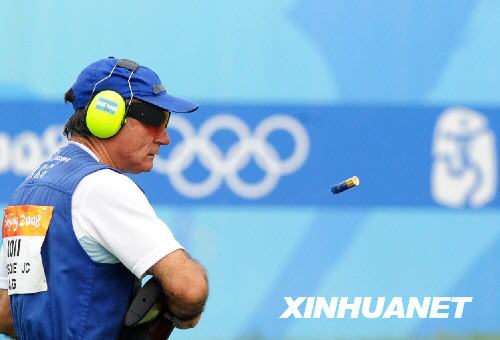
0, 57, 208, 339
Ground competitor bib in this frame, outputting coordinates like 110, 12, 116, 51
2, 205, 54, 295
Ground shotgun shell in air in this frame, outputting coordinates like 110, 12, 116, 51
331, 176, 360, 194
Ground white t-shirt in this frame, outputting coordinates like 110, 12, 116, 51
0, 142, 182, 288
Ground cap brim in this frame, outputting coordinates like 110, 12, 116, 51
135, 93, 198, 113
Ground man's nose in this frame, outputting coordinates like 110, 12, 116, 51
156, 128, 170, 145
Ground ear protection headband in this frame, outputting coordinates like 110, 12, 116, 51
85, 59, 140, 139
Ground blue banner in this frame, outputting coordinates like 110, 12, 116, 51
1, 103, 498, 208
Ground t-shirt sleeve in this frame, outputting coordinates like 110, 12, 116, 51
74, 169, 183, 278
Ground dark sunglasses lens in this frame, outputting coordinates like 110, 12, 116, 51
127, 102, 168, 128
164, 111, 171, 128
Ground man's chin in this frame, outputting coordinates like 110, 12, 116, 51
141, 163, 154, 173
129, 162, 154, 174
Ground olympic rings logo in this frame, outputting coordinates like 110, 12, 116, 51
153, 114, 310, 199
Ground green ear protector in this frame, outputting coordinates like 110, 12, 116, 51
85, 59, 139, 139
86, 90, 128, 138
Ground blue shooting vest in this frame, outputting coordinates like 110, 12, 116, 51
8, 144, 135, 340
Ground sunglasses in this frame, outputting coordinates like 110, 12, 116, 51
127, 101, 171, 128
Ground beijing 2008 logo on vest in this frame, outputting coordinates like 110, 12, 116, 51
2, 205, 54, 295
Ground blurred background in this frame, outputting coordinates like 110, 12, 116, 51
1, 1, 499, 339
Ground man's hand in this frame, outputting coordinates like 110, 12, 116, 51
162, 309, 202, 329
148, 316, 174, 340
148, 309, 202, 339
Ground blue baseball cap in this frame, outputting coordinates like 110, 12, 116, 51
71, 57, 198, 113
